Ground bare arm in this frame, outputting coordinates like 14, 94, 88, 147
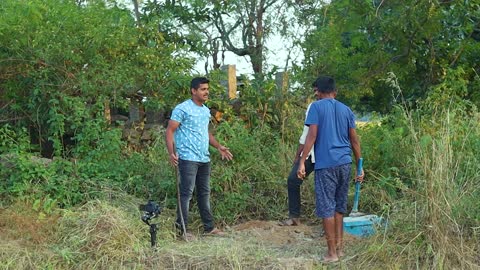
295, 124, 310, 162
297, 124, 317, 179
165, 120, 180, 166
209, 133, 233, 161
294, 144, 305, 163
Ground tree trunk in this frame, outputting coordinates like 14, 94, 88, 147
132, 0, 141, 26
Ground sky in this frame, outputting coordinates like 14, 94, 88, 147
192, 35, 305, 77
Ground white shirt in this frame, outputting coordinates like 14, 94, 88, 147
299, 103, 315, 163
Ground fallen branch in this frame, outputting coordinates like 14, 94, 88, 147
0, 116, 26, 123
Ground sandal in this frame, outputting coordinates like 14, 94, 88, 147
204, 228, 225, 236
278, 218, 300, 226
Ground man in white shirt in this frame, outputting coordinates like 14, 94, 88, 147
280, 81, 321, 226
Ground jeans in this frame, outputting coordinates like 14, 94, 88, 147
176, 159, 214, 233
287, 157, 315, 218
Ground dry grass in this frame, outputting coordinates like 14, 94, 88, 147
1, 189, 478, 269
0, 195, 374, 270
406, 105, 479, 269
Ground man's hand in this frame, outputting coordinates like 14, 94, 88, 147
355, 169, 365, 183
218, 145, 233, 161
297, 162, 306, 180
169, 153, 179, 166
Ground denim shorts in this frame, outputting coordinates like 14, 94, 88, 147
314, 163, 352, 218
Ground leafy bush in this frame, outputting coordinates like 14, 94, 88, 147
208, 119, 300, 222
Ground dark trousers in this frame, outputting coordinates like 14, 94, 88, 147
176, 159, 214, 233
287, 157, 315, 218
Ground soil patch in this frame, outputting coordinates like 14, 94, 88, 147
233, 220, 320, 245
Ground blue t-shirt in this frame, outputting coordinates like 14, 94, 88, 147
170, 99, 211, 162
305, 98, 356, 169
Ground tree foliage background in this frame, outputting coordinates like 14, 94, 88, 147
0, 0, 479, 269
299, 0, 480, 113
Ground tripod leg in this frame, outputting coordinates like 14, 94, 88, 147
150, 224, 157, 248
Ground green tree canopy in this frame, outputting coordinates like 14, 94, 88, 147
298, 0, 480, 113
0, 0, 194, 156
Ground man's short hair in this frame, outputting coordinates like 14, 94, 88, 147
314, 76, 336, 93
191, 77, 210, 90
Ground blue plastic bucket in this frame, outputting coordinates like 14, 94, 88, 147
343, 214, 385, 237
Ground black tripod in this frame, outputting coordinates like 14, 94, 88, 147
142, 218, 158, 248
139, 200, 161, 248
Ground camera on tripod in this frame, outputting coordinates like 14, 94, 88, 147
139, 200, 161, 225
139, 200, 162, 248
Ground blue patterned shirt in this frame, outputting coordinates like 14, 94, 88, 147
170, 99, 211, 162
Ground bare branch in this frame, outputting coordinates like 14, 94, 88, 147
375, 0, 386, 17
0, 100, 13, 111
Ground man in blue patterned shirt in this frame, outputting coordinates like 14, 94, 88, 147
166, 77, 233, 240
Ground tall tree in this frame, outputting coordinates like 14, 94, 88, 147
142, 0, 303, 78
211, 0, 278, 77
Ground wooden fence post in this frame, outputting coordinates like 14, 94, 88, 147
221, 64, 237, 99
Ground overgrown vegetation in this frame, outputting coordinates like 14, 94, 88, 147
1, 0, 479, 269
354, 72, 480, 269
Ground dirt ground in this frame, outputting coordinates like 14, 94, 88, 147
232, 219, 355, 246
226, 219, 358, 269
233, 220, 322, 245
